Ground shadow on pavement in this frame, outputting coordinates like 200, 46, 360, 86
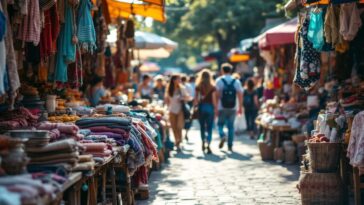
196, 154, 226, 163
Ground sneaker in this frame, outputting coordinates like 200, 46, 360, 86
202, 142, 206, 152
219, 138, 226, 149
228, 146, 233, 152
207, 146, 212, 154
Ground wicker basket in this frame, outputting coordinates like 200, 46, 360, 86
298, 172, 344, 205
258, 141, 274, 161
307, 142, 342, 173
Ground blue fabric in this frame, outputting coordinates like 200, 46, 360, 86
77, 0, 96, 52
0, 11, 6, 41
55, 2, 76, 83
308, 10, 324, 51
198, 103, 214, 144
217, 109, 236, 147
88, 87, 105, 107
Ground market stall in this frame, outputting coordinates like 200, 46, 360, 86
256, 0, 364, 204
0, 0, 170, 204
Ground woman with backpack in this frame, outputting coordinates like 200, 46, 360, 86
165, 74, 190, 152
243, 78, 260, 139
194, 69, 217, 154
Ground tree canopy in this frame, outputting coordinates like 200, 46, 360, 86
148, 0, 284, 69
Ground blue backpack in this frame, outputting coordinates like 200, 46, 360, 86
221, 79, 236, 109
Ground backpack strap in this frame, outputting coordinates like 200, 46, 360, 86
221, 78, 229, 87
229, 79, 236, 87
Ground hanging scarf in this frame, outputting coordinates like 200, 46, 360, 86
54, 1, 76, 83
77, 0, 96, 53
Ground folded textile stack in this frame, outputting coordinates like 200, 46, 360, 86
37, 122, 82, 141
76, 117, 132, 146
0, 108, 39, 132
0, 173, 66, 205
95, 104, 130, 114
26, 139, 80, 167
73, 154, 95, 171
83, 142, 112, 158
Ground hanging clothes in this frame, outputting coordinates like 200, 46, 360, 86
294, 15, 321, 91
0, 8, 6, 95
104, 46, 115, 88
77, 0, 96, 53
1, 1, 20, 94
339, 2, 362, 41
324, 4, 349, 53
40, 5, 60, 59
308, 9, 324, 51
17, 0, 41, 46
54, 1, 76, 83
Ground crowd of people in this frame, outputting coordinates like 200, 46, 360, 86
85, 63, 263, 154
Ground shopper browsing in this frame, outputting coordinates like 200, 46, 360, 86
215, 63, 243, 151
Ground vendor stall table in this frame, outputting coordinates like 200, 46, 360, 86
256, 119, 298, 148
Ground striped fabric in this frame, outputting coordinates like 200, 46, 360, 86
39, 0, 57, 11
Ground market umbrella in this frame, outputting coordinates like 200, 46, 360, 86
139, 62, 161, 73
134, 47, 171, 60
259, 17, 298, 48
134, 31, 178, 51
142, 0, 164, 6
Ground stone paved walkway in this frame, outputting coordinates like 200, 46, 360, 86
137, 126, 301, 205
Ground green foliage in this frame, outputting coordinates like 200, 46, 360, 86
145, 0, 284, 70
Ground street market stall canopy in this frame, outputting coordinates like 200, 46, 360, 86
101, 0, 166, 23
134, 48, 171, 59
135, 31, 178, 51
139, 62, 161, 73
258, 17, 298, 48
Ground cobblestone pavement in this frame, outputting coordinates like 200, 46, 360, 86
137, 126, 301, 205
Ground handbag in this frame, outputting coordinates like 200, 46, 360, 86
191, 91, 201, 120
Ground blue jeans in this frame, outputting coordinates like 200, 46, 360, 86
198, 103, 214, 144
217, 109, 236, 147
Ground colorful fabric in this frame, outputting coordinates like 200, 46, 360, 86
294, 15, 320, 91
54, 1, 76, 83
347, 111, 364, 169
339, 2, 362, 41
77, 0, 96, 53
308, 10, 324, 50
17, 0, 41, 45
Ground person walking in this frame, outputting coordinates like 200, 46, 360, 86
181, 75, 194, 141
194, 69, 217, 154
165, 75, 190, 152
244, 78, 260, 139
216, 63, 243, 151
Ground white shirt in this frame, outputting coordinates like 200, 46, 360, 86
167, 87, 189, 114
215, 75, 243, 111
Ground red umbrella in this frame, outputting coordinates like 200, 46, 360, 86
259, 18, 298, 48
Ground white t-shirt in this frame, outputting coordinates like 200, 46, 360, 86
167, 86, 189, 114
215, 75, 243, 111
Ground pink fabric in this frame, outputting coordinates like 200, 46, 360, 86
88, 126, 128, 136
17, 0, 41, 45
83, 143, 107, 152
347, 111, 364, 170
37, 122, 79, 135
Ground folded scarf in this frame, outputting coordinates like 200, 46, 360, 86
29, 152, 79, 163
83, 142, 107, 152
78, 154, 93, 163
38, 122, 79, 135
88, 126, 129, 136
76, 117, 132, 127
77, 0, 96, 53
29, 158, 78, 166
78, 129, 91, 136
26, 139, 77, 153
72, 161, 95, 171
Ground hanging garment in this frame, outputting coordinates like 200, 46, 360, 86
347, 111, 364, 171
39, 0, 57, 11
294, 15, 321, 91
308, 9, 324, 50
38, 60, 48, 83
77, 0, 96, 53
57, 0, 65, 23
1, 1, 20, 94
339, 2, 362, 41
17, 0, 41, 46
54, 2, 76, 83
40, 5, 60, 59
324, 4, 349, 53
0, 41, 6, 95
0, 11, 5, 41
104, 47, 115, 88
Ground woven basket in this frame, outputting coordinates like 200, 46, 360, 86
258, 141, 274, 161
307, 142, 342, 173
298, 172, 344, 205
